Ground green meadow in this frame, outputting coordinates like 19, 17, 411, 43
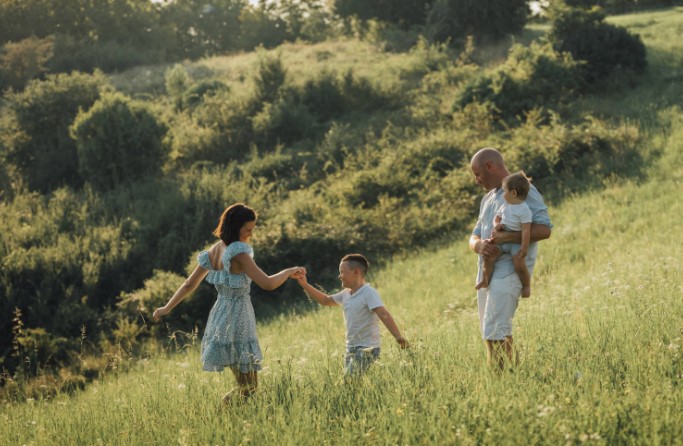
3, 7, 683, 446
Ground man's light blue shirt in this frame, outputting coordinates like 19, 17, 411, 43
472, 185, 553, 282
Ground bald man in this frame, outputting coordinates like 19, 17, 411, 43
468, 148, 553, 370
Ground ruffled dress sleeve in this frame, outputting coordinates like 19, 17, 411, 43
198, 243, 254, 288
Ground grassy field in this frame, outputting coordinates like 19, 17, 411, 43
4, 8, 683, 446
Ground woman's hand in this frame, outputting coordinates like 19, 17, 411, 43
289, 267, 306, 278
152, 306, 170, 322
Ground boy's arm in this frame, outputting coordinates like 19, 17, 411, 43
373, 307, 408, 348
295, 274, 339, 307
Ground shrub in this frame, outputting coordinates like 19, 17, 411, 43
251, 91, 317, 147
1, 71, 106, 193
70, 92, 168, 191
550, 7, 647, 86
181, 79, 230, 111
427, 0, 528, 45
253, 51, 287, 104
496, 111, 643, 200
164, 64, 192, 110
0, 36, 54, 92
454, 43, 582, 123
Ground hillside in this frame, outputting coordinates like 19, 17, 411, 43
2, 6, 683, 445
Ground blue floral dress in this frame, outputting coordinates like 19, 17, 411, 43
197, 241, 262, 373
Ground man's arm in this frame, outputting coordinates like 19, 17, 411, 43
491, 223, 551, 245
469, 234, 502, 258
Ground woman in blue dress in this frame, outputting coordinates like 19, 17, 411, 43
153, 203, 304, 403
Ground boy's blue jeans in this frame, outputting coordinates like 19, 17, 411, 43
344, 346, 380, 375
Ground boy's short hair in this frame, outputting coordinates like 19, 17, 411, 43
341, 254, 369, 275
502, 171, 531, 200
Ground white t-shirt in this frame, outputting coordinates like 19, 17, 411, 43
497, 202, 532, 232
331, 284, 384, 349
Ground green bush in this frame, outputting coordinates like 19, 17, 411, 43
496, 111, 643, 200
455, 43, 582, 123
251, 95, 317, 147
70, 92, 168, 191
164, 64, 192, 110
550, 7, 647, 86
254, 51, 287, 104
1, 71, 106, 193
427, 0, 528, 45
0, 36, 54, 92
181, 79, 230, 111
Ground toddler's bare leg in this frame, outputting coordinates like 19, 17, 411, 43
476, 251, 500, 290
513, 255, 531, 297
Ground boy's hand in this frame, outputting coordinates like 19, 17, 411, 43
396, 336, 409, 349
515, 250, 527, 259
291, 270, 308, 286
289, 267, 306, 278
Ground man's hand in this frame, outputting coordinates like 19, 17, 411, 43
490, 227, 515, 244
477, 239, 501, 258
396, 336, 409, 349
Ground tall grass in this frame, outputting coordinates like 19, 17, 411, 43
3, 8, 683, 446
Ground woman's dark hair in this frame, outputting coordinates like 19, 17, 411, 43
213, 203, 257, 245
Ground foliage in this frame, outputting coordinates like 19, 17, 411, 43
70, 92, 168, 191
0, 71, 106, 193
558, 0, 678, 13
160, 0, 247, 58
253, 51, 287, 104
0, 36, 54, 92
181, 79, 230, 111
454, 43, 582, 123
334, 0, 433, 26
164, 64, 192, 110
550, 7, 647, 86
427, 0, 528, 45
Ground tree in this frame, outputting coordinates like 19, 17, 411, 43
334, 0, 432, 26
160, 0, 248, 57
70, 92, 168, 191
549, 7, 647, 85
0, 36, 54, 91
2, 71, 105, 192
427, 0, 528, 45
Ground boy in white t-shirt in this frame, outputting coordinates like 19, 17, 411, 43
475, 172, 533, 298
293, 254, 408, 375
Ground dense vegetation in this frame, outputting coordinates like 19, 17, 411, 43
0, 0, 676, 399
